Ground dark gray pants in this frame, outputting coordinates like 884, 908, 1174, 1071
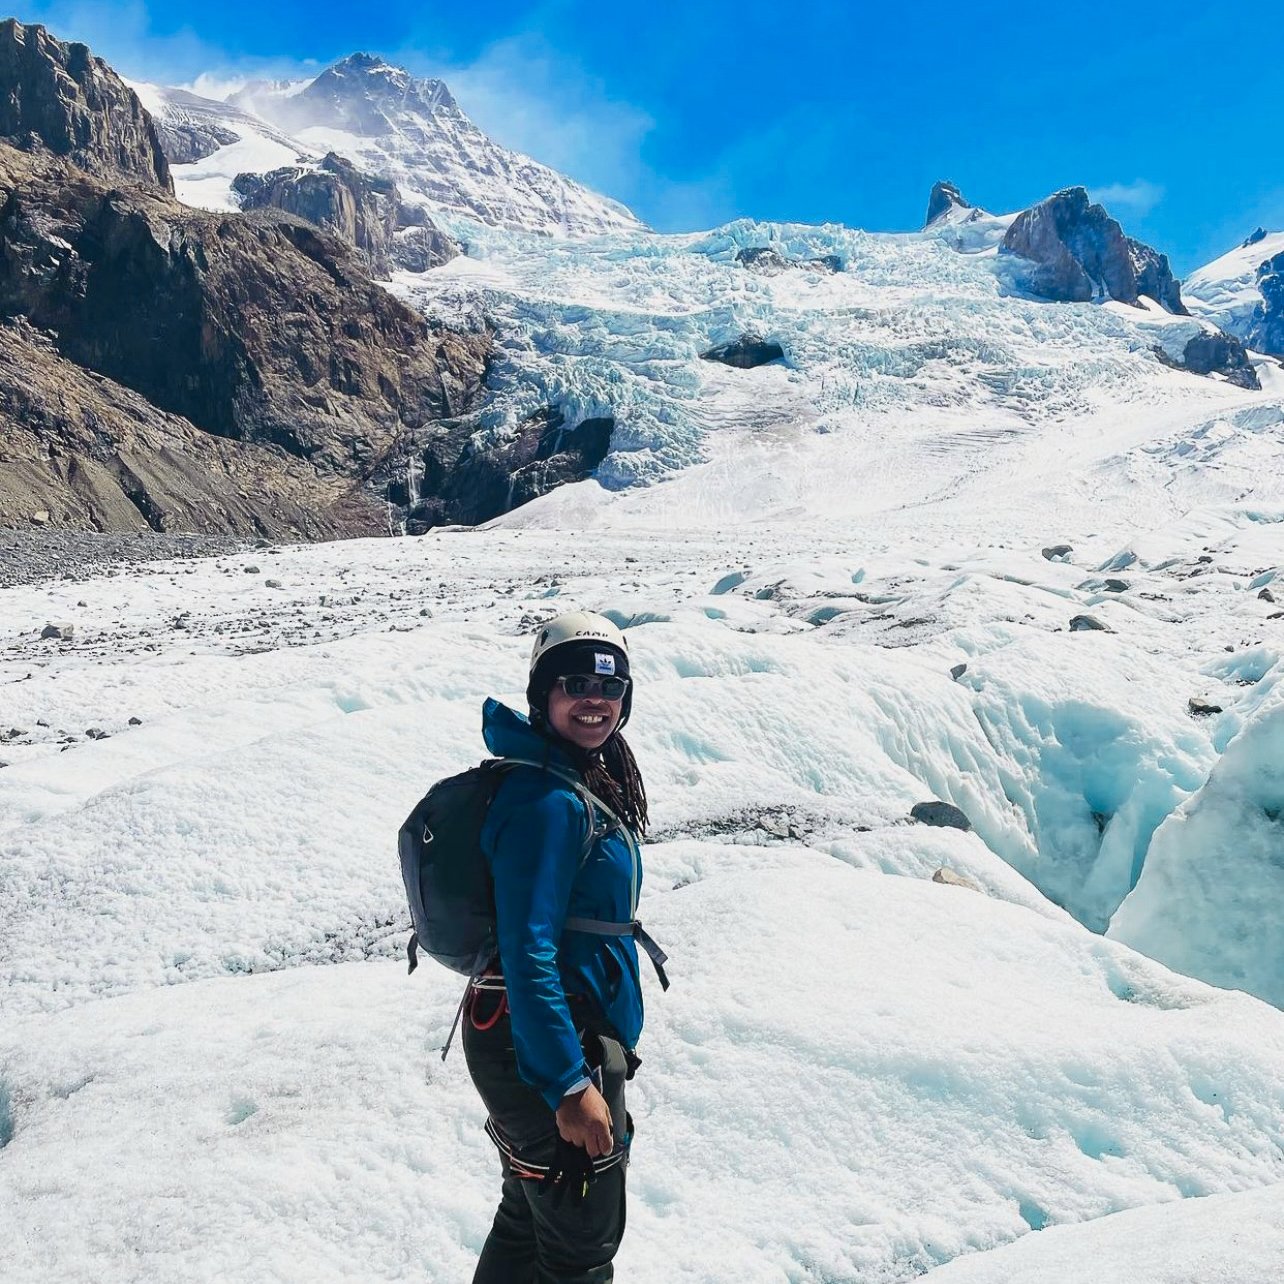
463, 1000, 630, 1284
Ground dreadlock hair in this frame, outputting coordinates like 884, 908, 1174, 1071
579, 732, 649, 837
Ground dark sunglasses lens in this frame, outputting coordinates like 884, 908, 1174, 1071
561, 675, 628, 699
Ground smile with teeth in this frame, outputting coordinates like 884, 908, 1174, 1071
573, 713, 607, 725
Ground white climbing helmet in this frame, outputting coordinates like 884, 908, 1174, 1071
529, 610, 628, 672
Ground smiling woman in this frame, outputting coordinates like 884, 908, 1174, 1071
461, 610, 663, 1282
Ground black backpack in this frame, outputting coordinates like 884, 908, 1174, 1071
397, 757, 600, 977
398, 756, 671, 1058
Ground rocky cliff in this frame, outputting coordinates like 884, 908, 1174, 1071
0, 19, 170, 190
1001, 187, 1185, 314
231, 152, 458, 276
0, 319, 377, 536
0, 145, 488, 478
0, 24, 492, 537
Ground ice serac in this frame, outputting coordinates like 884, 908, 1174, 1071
232, 152, 459, 276
1108, 681, 1284, 1008
0, 19, 170, 191
229, 53, 646, 238
1000, 187, 1185, 314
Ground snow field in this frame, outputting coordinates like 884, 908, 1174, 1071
922, 1181, 1284, 1283
5, 859, 1284, 1283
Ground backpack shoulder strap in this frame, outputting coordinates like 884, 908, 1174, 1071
489, 756, 617, 861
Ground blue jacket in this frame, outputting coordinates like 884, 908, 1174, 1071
479, 698, 645, 1110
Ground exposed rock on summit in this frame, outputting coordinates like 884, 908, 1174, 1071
232, 152, 458, 275
1001, 187, 1186, 314
0, 19, 170, 190
924, 180, 982, 228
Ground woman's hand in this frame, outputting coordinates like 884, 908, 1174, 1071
555, 1083, 613, 1157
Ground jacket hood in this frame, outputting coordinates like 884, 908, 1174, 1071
482, 698, 576, 767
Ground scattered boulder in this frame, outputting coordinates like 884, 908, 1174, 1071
1188, 697, 1223, 717
1042, 544, 1074, 561
40, 621, 73, 639
932, 866, 982, 893
1000, 187, 1186, 313
700, 333, 785, 369
128, 716, 142, 725
950, 662, 968, 680
1104, 579, 1130, 592
910, 800, 972, 831
1069, 614, 1112, 632
30, 509, 49, 524
1260, 588, 1276, 603
85, 727, 109, 739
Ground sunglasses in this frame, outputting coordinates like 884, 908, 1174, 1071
557, 674, 630, 700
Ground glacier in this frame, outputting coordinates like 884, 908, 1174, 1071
3, 191, 1284, 1281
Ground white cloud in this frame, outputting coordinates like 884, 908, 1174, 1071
1089, 179, 1165, 217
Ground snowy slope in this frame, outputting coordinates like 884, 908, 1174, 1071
131, 81, 314, 211
1185, 229, 1284, 347
218, 54, 645, 237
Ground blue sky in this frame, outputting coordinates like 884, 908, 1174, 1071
16, 0, 1284, 272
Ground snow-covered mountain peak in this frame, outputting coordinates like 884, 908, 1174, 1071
210, 53, 644, 237
1185, 228, 1284, 357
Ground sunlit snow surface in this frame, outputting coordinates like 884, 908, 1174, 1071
3, 217, 1284, 1282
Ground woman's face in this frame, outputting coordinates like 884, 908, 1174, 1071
547, 679, 624, 750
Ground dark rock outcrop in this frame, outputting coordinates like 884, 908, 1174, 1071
1069, 614, 1112, 632
1127, 238, 1185, 315
0, 143, 490, 523
0, 320, 377, 537
153, 115, 237, 165
701, 333, 785, 369
0, 19, 170, 191
232, 152, 459, 275
1179, 332, 1260, 389
735, 247, 841, 274
1247, 249, 1284, 357
1001, 187, 1186, 313
387, 406, 614, 532
1154, 331, 1260, 391
925, 180, 973, 228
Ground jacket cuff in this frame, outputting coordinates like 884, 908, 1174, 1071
542, 1061, 591, 1111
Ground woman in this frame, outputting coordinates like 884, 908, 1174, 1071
464, 611, 666, 1284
